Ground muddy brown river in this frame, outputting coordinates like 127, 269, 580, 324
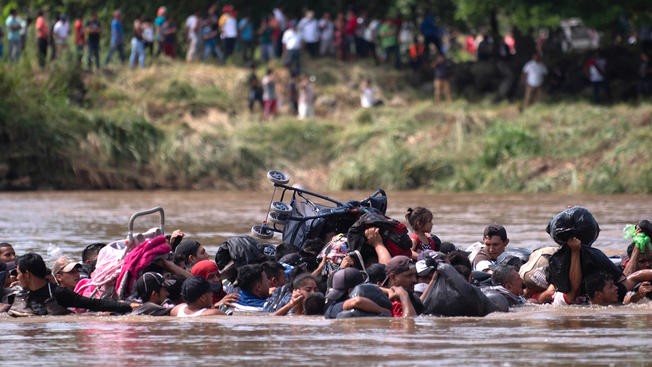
1, 191, 651, 366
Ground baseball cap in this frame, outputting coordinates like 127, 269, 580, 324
325, 268, 365, 301
135, 272, 176, 300
385, 256, 415, 276
415, 259, 436, 277
52, 256, 82, 275
175, 239, 201, 257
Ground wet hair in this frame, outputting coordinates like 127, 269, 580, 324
82, 242, 106, 264
627, 242, 635, 258
446, 250, 472, 280
483, 224, 508, 241
439, 242, 456, 254
303, 292, 325, 315
165, 275, 185, 304
274, 242, 298, 262
0, 242, 13, 252
262, 261, 285, 281
365, 263, 386, 285
237, 264, 264, 293
405, 207, 433, 232
182, 276, 211, 304
16, 253, 48, 278
301, 238, 325, 257
491, 265, 517, 286
583, 271, 612, 299
300, 239, 325, 272
292, 273, 317, 290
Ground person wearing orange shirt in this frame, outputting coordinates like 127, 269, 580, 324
35, 10, 49, 67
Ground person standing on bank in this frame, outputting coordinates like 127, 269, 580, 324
521, 52, 547, 109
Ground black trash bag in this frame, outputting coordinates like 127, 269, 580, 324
347, 209, 413, 264
214, 235, 268, 273
470, 270, 493, 287
422, 263, 497, 317
547, 245, 622, 293
545, 206, 621, 294
546, 206, 600, 246
496, 248, 531, 269
481, 289, 510, 312
336, 283, 391, 318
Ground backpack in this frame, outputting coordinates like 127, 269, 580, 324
518, 246, 558, 289
347, 210, 413, 263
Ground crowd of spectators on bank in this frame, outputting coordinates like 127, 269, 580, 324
2, 4, 652, 115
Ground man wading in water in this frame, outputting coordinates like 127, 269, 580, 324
9, 253, 137, 316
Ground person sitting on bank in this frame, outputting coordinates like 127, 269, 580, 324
8, 253, 137, 317
170, 276, 224, 317
234, 264, 270, 312
360, 78, 383, 108
472, 224, 510, 272
131, 271, 177, 316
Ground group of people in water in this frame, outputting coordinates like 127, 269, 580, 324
1, 205, 651, 319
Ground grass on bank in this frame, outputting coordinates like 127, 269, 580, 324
1, 54, 651, 193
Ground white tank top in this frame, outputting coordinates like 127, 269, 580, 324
176, 304, 207, 317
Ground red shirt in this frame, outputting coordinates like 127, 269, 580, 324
74, 19, 85, 45
36, 16, 49, 39
391, 300, 403, 317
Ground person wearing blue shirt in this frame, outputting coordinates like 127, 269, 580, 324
238, 15, 254, 62
233, 264, 270, 312
105, 10, 125, 65
5, 9, 23, 62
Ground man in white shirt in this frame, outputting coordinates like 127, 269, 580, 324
318, 12, 334, 56
185, 11, 200, 62
297, 10, 319, 57
521, 53, 547, 109
282, 21, 302, 76
221, 8, 238, 60
53, 16, 70, 59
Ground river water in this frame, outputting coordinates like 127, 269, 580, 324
1, 191, 651, 366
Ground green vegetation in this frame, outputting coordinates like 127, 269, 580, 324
1, 57, 652, 193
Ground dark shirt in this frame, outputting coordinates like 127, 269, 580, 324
324, 300, 345, 319
28, 283, 132, 315
263, 284, 291, 312
434, 60, 451, 80
131, 301, 172, 316
86, 19, 101, 45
